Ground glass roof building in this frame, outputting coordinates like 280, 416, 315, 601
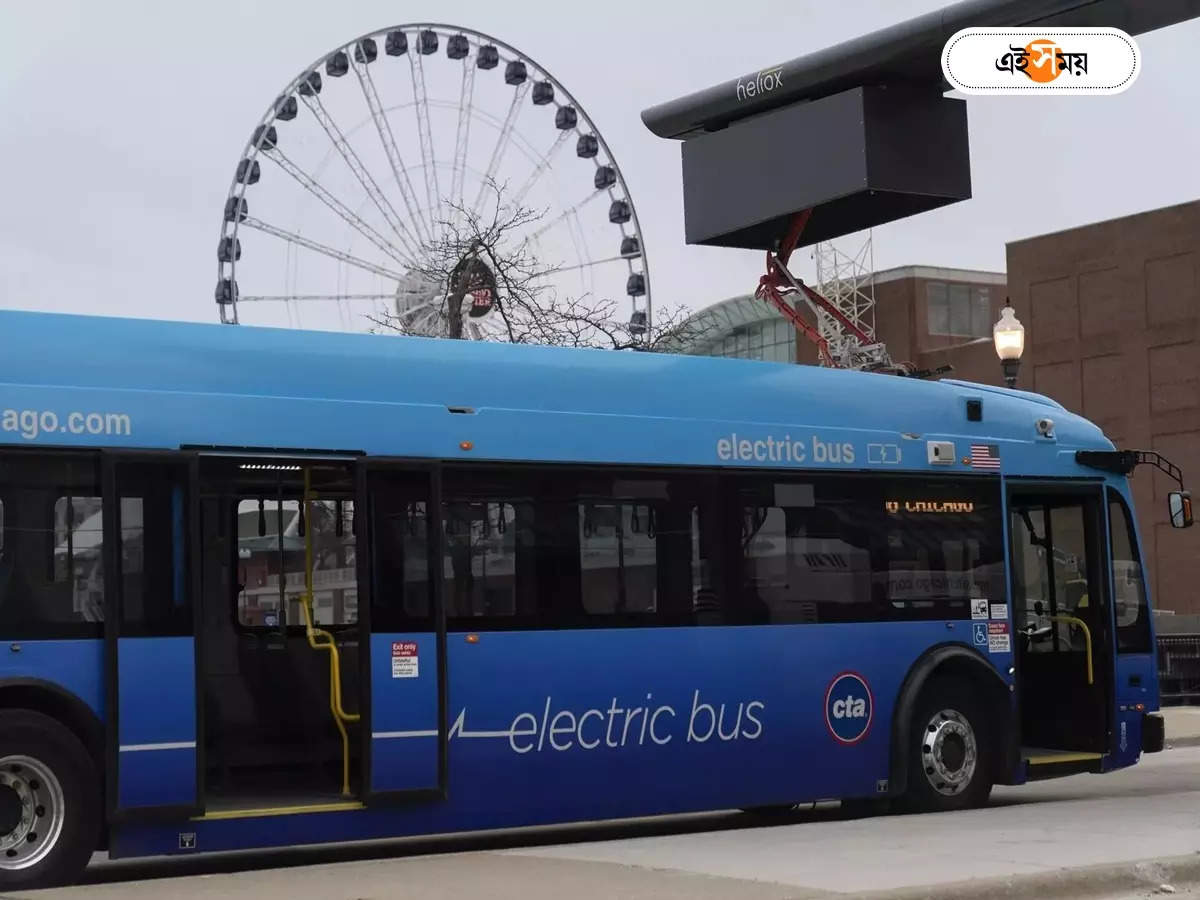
672, 294, 798, 363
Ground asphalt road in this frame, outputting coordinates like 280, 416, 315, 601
13, 746, 1200, 899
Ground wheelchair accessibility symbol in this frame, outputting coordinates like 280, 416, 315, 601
972, 623, 988, 646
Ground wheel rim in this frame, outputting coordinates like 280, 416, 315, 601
0, 756, 66, 870
920, 708, 978, 797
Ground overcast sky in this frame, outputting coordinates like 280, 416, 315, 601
1, 0, 1198, 327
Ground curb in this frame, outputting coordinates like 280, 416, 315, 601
1168, 736, 1200, 749
844, 852, 1200, 900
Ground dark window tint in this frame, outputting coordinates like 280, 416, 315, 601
437, 467, 707, 630
733, 476, 1004, 624
52, 495, 105, 622
443, 497, 531, 620
370, 473, 435, 632
882, 486, 1005, 620
0, 453, 104, 638
115, 461, 193, 636
1108, 490, 1151, 653
737, 479, 874, 623
370, 466, 1003, 631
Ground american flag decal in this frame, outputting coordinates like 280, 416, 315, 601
970, 443, 1001, 469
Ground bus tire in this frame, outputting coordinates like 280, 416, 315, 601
0, 709, 99, 890
899, 678, 993, 814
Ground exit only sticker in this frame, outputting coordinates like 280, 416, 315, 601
392, 641, 418, 678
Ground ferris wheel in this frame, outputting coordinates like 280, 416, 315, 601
216, 24, 651, 342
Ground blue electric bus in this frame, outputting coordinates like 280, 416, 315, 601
0, 309, 1191, 888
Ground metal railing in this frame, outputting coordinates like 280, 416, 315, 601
1158, 634, 1200, 706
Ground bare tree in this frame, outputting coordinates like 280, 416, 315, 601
368, 180, 711, 352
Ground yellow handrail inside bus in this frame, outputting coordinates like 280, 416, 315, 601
1049, 614, 1094, 685
300, 468, 360, 798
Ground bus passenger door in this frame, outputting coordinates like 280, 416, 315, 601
1008, 486, 1113, 760
360, 463, 446, 800
1106, 487, 1158, 765
103, 452, 199, 819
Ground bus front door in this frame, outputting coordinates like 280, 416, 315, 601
102, 452, 200, 820
1008, 486, 1113, 766
361, 463, 447, 800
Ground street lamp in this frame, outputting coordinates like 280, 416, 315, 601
993, 299, 1025, 389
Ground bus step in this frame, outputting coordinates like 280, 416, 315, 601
198, 799, 365, 821
1022, 747, 1104, 779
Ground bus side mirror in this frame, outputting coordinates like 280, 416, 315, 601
1168, 490, 1193, 529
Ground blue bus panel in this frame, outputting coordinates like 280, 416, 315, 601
370, 632, 440, 794
112, 622, 1002, 858
116, 637, 196, 810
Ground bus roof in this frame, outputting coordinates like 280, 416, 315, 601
0, 309, 1110, 475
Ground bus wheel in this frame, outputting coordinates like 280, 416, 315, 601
0, 710, 99, 890
902, 680, 993, 813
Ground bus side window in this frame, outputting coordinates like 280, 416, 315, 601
1108, 489, 1151, 654
370, 484, 435, 633
882, 483, 1004, 622
579, 502, 658, 616
735, 478, 876, 625
442, 499, 529, 620
52, 495, 105, 624
0, 453, 104, 638
579, 479, 698, 623
114, 463, 192, 637
436, 467, 707, 630
735, 475, 1004, 625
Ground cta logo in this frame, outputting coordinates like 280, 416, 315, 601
942, 28, 1139, 95
824, 672, 873, 745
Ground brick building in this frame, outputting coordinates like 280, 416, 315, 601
1005, 199, 1200, 620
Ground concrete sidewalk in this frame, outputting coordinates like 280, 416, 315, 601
856, 853, 1200, 899
14, 732, 1200, 900
1164, 706, 1200, 748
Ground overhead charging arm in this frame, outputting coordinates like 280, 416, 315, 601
755, 210, 836, 367
754, 210, 949, 377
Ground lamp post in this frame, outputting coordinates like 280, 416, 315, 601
993, 299, 1025, 389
